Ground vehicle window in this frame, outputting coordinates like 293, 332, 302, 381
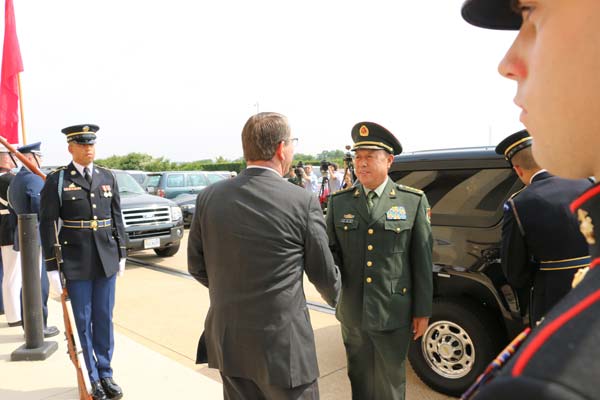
207, 174, 225, 184
167, 174, 185, 188
146, 175, 161, 187
187, 173, 208, 186
115, 172, 146, 195
395, 169, 520, 228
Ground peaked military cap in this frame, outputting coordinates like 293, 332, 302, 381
495, 129, 532, 162
351, 122, 402, 155
461, 0, 522, 30
17, 141, 42, 155
61, 124, 99, 144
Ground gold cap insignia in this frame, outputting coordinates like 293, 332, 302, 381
359, 125, 369, 137
577, 209, 596, 245
83, 125, 90, 132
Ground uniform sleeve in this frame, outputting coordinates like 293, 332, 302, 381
325, 195, 344, 272
304, 194, 341, 308
501, 202, 534, 288
410, 195, 434, 318
187, 192, 208, 287
110, 172, 127, 259
39, 173, 61, 271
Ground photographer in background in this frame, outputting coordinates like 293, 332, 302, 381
302, 164, 318, 194
326, 162, 345, 193
287, 164, 304, 187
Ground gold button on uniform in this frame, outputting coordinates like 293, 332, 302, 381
396, 228, 401, 233
402, 288, 407, 294
344, 226, 348, 231
93, 216, 97, 220
366, 277, 372, 283
91, 193, 95, 198
367, 261, 373, 267
93, 204, 97, 208
367, 245, 373, 251
368, 229, 374, 235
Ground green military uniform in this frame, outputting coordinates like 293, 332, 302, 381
326, 122, 433, 400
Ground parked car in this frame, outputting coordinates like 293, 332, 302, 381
173, 193, 197, 227
145, 171, 225, 199
113, 170, 184, 257
123, 170, 148, 188
387, 147, 526, 397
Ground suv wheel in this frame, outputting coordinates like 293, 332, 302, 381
153, 243, 180, 257
408, 297, 504, 396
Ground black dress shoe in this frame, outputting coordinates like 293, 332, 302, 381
7, 320, 22, 327
43, 325, 60, 338
100, 377, 123, 400
91, 381, 108, 400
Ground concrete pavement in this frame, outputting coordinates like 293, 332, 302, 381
0, 297, 223, 399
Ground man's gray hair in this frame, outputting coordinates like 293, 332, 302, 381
242, 112, 291, 162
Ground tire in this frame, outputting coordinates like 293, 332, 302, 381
408, 297, 505, 397
153, 242, 180, 257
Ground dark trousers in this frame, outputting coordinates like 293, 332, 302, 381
341, 325, 411, 400
0, 255, 4, 314
67, 273, 116, 383
220, 373, 319, 400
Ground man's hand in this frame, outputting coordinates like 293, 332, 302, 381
119, 258, 126, 277
47, 270, 63, 298
412, 316, 430, 340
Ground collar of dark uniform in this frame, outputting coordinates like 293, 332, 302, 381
529, 169, 550, 184
570, 183, 600, 268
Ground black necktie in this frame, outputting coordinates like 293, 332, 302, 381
84, 167, 92, 185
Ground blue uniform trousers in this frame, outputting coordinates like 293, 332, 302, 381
67, 274, 116, 383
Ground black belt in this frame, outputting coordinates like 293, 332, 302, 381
539, 256, 591, 271
62, 219, 111, 229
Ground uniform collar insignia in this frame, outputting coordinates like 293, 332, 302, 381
389, 188, 396, 197
572, 267, 590, 288
353, 189, 360, 198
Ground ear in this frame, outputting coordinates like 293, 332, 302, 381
275, 140, 286, 161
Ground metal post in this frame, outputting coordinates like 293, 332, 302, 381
11, 214, 57, 361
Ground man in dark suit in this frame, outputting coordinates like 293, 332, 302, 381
326, 122, 433, 400
40, 125, 127, 400
188, 112, 340, 400
8, 142, 59, 338
460, 2, 600, 399
496, 130, 592, 326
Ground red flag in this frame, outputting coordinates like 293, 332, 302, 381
0, 0, 23, 144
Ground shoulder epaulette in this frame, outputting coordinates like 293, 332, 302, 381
330, 186, 355, 197
396, 184, 424, 196
47, 166, 67, 175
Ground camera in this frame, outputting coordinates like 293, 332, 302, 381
344, 145, 353, 169
320, 160, 331, 174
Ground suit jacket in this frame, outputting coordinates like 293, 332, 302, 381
187, 167, 340, 388
0, 170, 15, 246
326, 179, 433, 331
7, 167, 45, 251
473, 183, 600, 400
501, 172, 591, 322
39, 163, 126, 280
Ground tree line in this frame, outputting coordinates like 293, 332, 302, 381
95, 150, 349, 173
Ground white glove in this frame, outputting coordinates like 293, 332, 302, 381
119, 258, 126, 277
47, 270, 63, 298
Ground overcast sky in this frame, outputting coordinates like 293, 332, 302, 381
6, 0, 522, 165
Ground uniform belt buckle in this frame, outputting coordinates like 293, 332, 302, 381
90, 220, 98, 230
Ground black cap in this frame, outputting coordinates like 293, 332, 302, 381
495, 129, 532, 162
61, 124, 99, 144
461, 0, 522, 30
17, 141, 42, 155
351, 122, 402, 155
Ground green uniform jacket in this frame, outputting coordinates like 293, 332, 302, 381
326, 179, 433, 331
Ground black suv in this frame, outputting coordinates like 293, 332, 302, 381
388, 147, 526, 396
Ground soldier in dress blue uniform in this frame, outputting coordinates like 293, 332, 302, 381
326, 122, 433, 400
496, 130, 592, 326
460, 1, 600, 399
40, 125, 126, 400
8, 142, 59, 338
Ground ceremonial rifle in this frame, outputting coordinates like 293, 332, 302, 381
0, 135, 92, 399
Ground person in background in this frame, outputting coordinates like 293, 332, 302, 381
0, 147, 16, 323
8, 142, 59, 338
